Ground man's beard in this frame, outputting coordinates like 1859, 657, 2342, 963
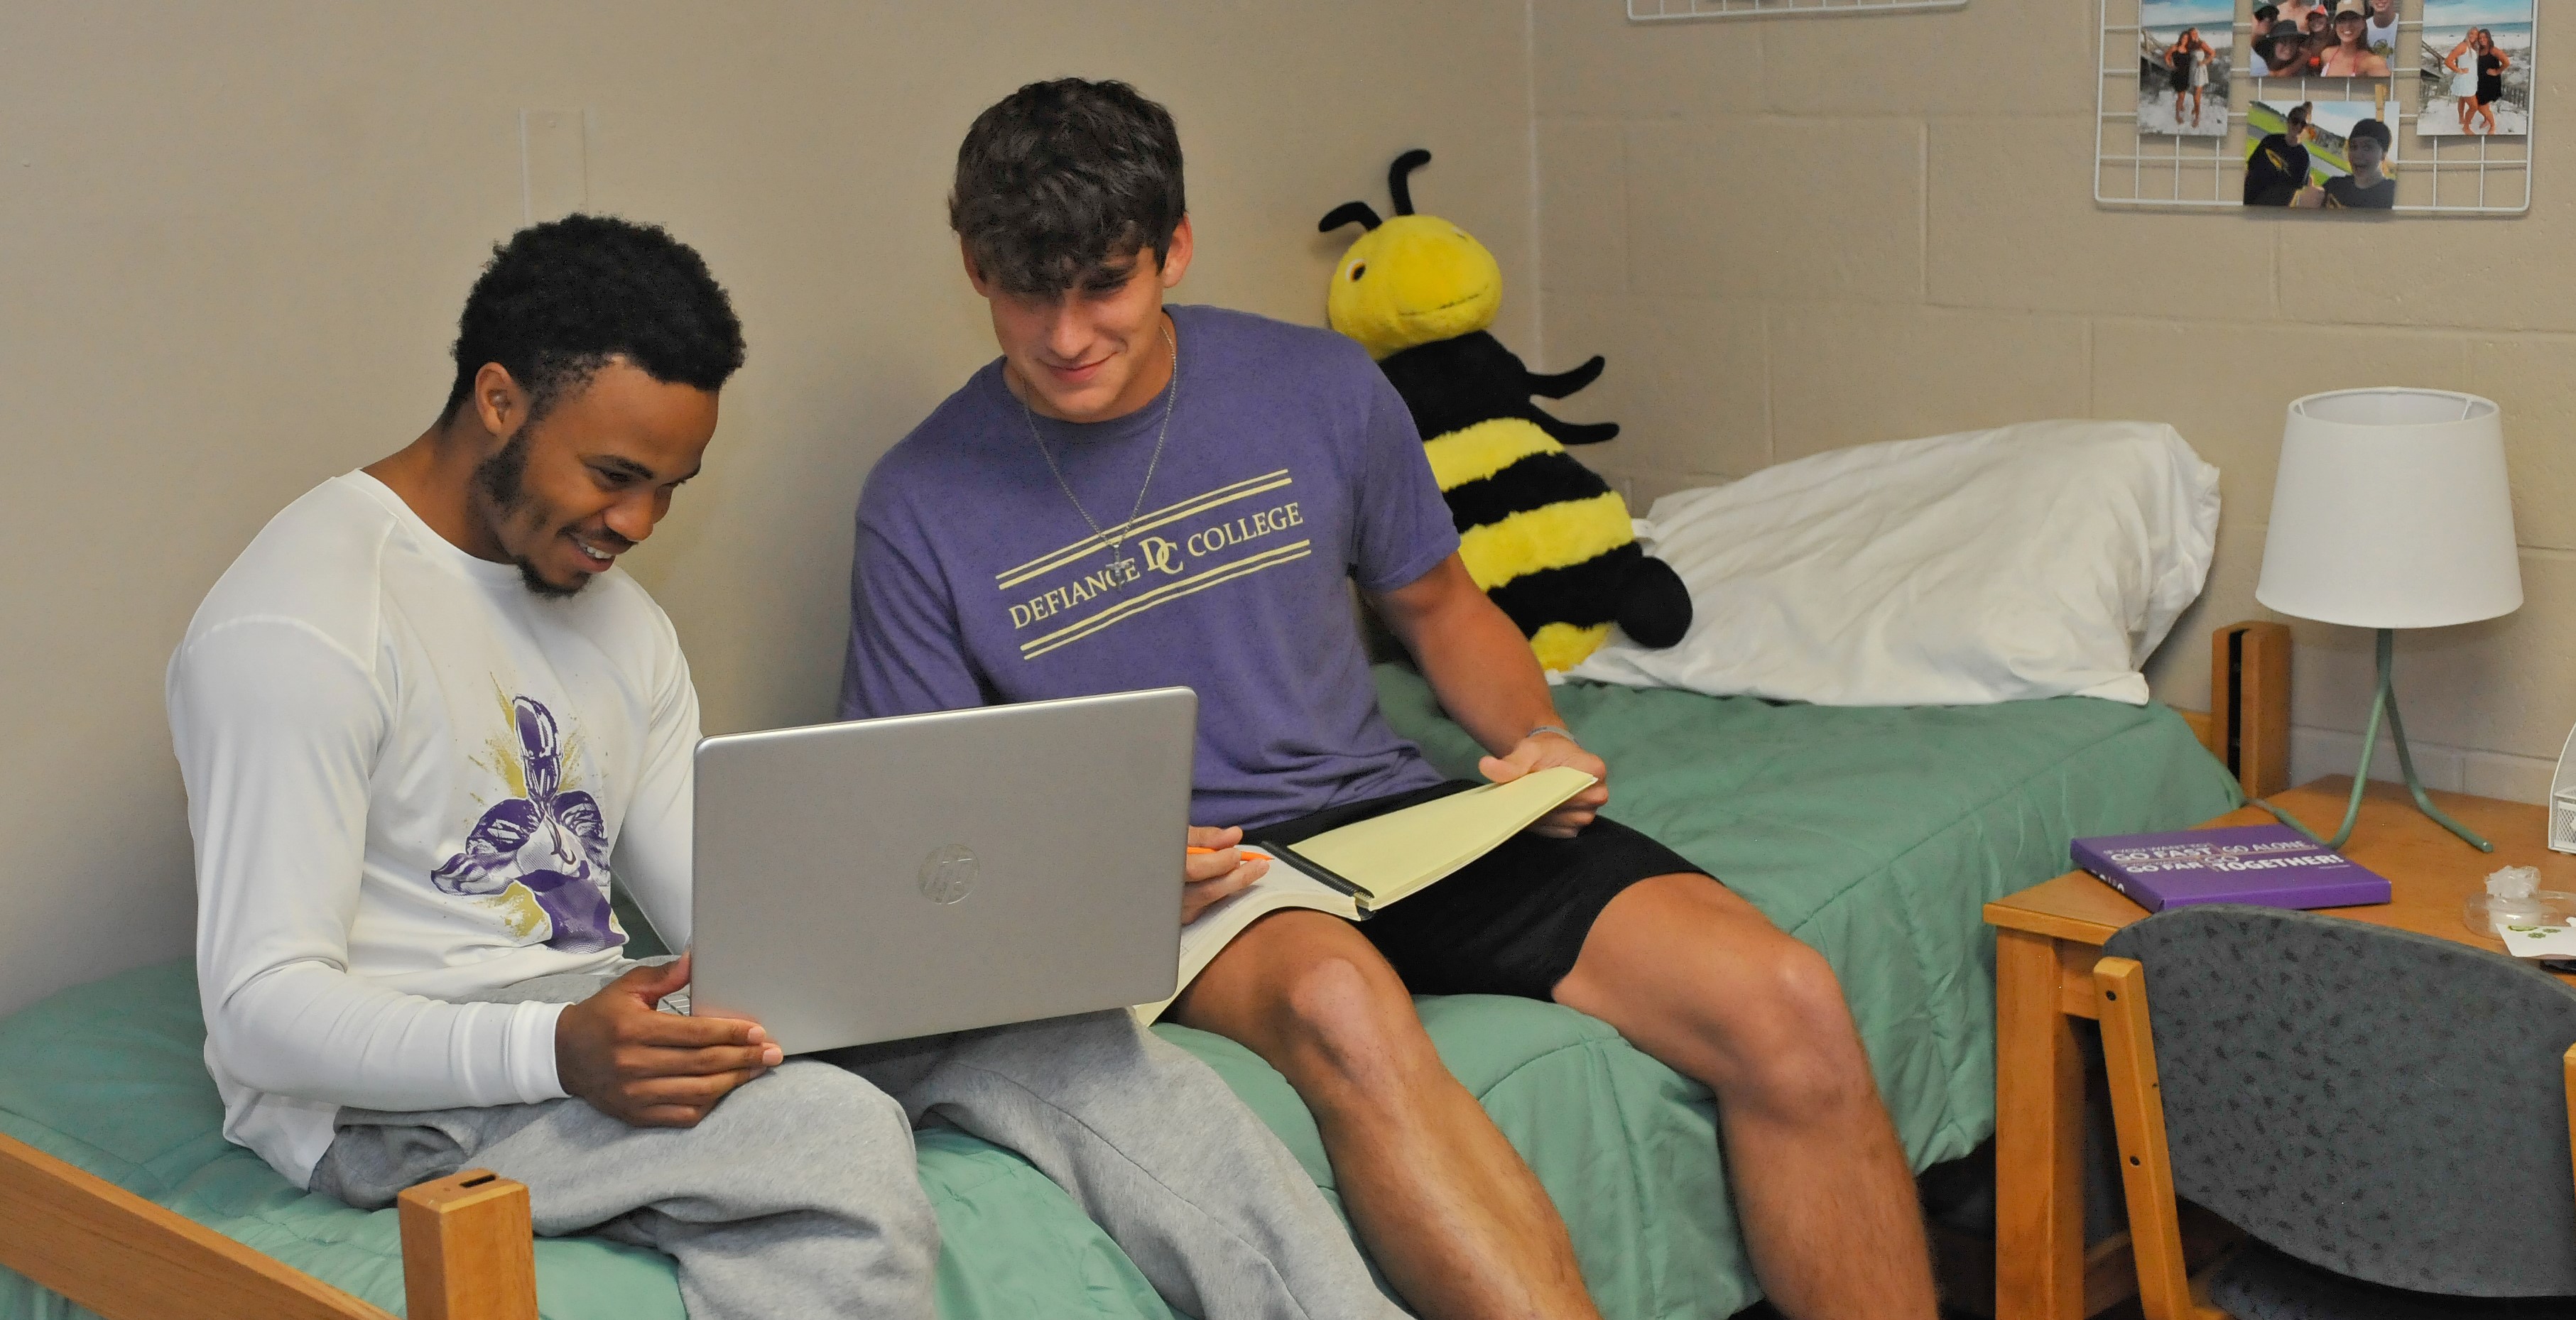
472, 431, 585, 599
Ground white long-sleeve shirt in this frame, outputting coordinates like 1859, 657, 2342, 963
166, 472, 697, 1187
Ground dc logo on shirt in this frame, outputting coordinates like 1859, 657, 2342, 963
1128, 501, 1308, 579
994, 469, 1315, 660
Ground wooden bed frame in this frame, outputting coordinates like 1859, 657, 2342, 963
0, 621, 2294, 1320
2180, 620, 2292, 801
0, 1137, 531, 1320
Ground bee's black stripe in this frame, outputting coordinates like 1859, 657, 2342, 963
1484, 543, 1641, 634
1441, 449, 1613, 533
1381, 333, 1528, 437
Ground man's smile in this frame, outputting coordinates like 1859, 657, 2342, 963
1041, 354, 1114, 384
570, 529, 627, 567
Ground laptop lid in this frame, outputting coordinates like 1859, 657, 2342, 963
688, 687, 1193, 1054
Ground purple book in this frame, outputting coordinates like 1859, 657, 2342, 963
2070, 824, 2392, 912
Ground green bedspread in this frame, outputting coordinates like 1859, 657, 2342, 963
1, 670, 2239, 1320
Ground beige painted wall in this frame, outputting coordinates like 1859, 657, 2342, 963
1529, 0, 2576, 809
22, 0, 2563, 1020
0, 4, 1538, 1015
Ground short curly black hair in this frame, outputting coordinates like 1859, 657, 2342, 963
950, 79, 1185, 298
442, 214, 746, 426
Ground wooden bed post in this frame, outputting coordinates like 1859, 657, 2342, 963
398, 1169, 540, 1320
0, 1131, 538, 1320
2207, 621, 2291, 799
0, 1131, 396, 1320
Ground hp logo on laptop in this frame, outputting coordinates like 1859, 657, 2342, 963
918, 844, 978, 905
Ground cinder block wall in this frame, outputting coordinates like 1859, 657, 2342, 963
0, 4, 1537, 1016
1527, 0, 2576, 803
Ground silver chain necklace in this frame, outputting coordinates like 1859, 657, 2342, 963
1020, 320, 1178, 579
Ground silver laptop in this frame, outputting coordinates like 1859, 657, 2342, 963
687, 687, 1194, 1054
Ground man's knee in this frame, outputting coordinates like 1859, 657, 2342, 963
719, 1060, 918, 1170
1705, 938, 1875, 1113
1269, 953, 1441, 1103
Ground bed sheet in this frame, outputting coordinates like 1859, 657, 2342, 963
1373, 664, 2243, 1171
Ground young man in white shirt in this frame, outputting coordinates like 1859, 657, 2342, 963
168, 214, 1398, 1320
844, 80, 1938, 1320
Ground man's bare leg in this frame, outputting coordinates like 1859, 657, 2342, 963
1552, 874, 1938, 1320
1172, 910, 1599, 1320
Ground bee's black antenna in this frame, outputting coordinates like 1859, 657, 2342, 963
1388, 148, 1432, 216
1318, 202, 1382, 233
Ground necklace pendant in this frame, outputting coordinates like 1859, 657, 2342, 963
1021, 320, 1180, 602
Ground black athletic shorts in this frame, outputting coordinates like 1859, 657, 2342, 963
1245, 779, 1708, 1000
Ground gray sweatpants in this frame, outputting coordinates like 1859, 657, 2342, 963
311, 968, 1402, 1320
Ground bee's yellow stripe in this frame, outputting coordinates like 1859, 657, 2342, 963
1457, 491, 1634, 591
1422, 418, 1564, 491
1531, 621, 1614, 672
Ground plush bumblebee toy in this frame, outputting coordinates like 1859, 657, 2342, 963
1322, 148, 1691, 671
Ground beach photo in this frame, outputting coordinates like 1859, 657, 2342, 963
2244, 99, 2398, 208
2138, 0, 2234, 136
2418, 0, 2533, 136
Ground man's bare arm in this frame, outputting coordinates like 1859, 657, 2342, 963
1366, 555, 1610, 836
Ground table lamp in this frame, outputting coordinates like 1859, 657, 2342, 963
2254, 388, 2521, 851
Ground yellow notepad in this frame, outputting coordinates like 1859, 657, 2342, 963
1132, 766, 1603, 1024
1287, 765, 1599, 911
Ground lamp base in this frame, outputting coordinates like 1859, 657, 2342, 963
2251, 628, 2493, 853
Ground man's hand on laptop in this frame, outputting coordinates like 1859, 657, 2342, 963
555, 953, 784, 1128
1183, 825, 1271, 924
1480, 731, 1610, 839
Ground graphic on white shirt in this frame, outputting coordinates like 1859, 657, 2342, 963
431, 690, 624, 954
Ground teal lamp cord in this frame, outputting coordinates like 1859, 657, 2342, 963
2251, 627, 2494, 852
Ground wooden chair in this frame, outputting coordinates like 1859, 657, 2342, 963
0, 1134, 536, 1320
2094, 905, 2576, 1319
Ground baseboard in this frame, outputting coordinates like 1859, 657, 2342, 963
2287, 724, 2555, 805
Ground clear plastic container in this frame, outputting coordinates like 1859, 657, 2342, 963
2464, 890, 2576, 939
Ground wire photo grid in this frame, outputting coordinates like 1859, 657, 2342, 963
1628, 0, 1964, 22
2094, 0, 2534, 212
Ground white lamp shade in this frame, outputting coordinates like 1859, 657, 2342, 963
2256, 388, 2521, 629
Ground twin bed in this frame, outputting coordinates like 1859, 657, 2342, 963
0, 630, 2266, 1320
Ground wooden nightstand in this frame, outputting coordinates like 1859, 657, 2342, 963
1982, 775, 2576, 1320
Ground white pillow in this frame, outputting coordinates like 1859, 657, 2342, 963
1564, 420, 2219, 706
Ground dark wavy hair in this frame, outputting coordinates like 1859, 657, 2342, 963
950, 79, 1186, 298
442, 214, 746, 427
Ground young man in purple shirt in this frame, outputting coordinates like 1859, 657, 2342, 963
842, 79, 1937, 1320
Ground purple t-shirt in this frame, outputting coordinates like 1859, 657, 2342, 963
839, 305, 1457, 828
